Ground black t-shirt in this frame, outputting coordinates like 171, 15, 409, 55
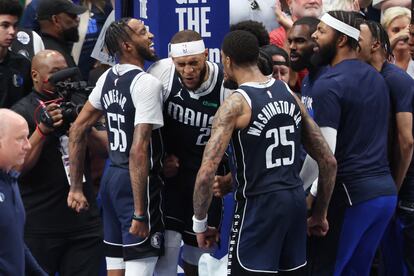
41, 33, 76, 68
0, 51, 32, 108
11, 91, 101, 236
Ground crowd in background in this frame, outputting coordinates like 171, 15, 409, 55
1, 0, 414, 275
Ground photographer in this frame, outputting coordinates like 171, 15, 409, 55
11, 50, 103, 276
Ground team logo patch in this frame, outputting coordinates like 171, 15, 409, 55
151, 232, 163, 249
0, 192, 5, 203
16, 31, 30, 45
13, 74, 23, 88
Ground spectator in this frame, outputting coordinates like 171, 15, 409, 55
0, 0, 32, 108
381, 7, 413, 77
0, 108, 46, 276
11, 50, 103, 276
230, 20, 270, 47
261, 44, 290, 83
270, 0, 323, 49
36, 0, 86, 68
373, 0, 411, 18
71, 0, 113, 80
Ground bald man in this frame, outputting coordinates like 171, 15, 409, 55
0, 108, 46, 275
11, 50, 103, 276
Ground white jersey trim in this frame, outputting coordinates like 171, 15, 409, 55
235, 89, 252, 109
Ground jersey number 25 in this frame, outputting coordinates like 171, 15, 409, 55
265, 125, 295, 169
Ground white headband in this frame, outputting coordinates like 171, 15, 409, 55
169, 40, 206, 57
320, 13, 360, 42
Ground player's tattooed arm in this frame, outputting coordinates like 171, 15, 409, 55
293, 95, 337, 218
129, 123, 152, 216
68, 101, 103, 212
193, 93, 245, 220
129, 123, 153, 238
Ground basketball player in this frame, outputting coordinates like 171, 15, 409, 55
148, 30, 232, 276
67, 18, 164, 276
193, 30, 337, 275
303, 11, 398, 275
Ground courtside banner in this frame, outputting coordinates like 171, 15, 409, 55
132, 0, 229, 62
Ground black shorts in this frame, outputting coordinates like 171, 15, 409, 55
164, 169, 224, 247
100, 166, 164, 261
227, 187, 307, 275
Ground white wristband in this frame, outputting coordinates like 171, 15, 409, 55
192, 215, 208, 233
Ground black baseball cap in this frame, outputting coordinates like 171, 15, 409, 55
37, 0, 87, 20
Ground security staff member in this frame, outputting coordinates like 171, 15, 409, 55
0, 0, 32, 107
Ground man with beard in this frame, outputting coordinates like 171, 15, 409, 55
358, 20, 414, 276
36, 0, 86, 68
287, 16, 327, 121
303, 11, 397, 276
12, 50, 103, 276
193, 30, 337, 276
67, 18, 165, 276
148, 30, 232, 276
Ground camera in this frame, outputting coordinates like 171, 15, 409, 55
45, 67, 94, 134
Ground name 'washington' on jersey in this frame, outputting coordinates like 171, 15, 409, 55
162, 61, 226, 171
99, 67, 163, 174
232, 79, 303, 198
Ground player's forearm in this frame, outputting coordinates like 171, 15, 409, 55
393, 139, 413, 190
394, 113, 414, 190
69, 122, 89, 189
313, 156, 337, 218
129, 146, 149, 215
193, 163, 216, 220
129, 124, 152, 215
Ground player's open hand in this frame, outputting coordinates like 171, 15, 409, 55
163, 154, 180, 178
213, 173, 233, 197
129, 220, 149, 238
67, 188, 89, 213
307, 215, 329, 237
196, 227, 220, 250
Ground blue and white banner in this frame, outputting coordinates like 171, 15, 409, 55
132, 0, 229, 62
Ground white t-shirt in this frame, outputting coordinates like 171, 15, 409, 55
89, 63, 164, 129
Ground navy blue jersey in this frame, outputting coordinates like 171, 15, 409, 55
381, 62, 414, 201
232, 79, 303, 198
301, 66, 329, 118
163, 63, 225, 172
312, 59, 396, 203
100, 69, 163, 174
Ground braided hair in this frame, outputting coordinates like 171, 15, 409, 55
104, 17, 134, 58
364, 20, 392, 59
327, 11, 362, 51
